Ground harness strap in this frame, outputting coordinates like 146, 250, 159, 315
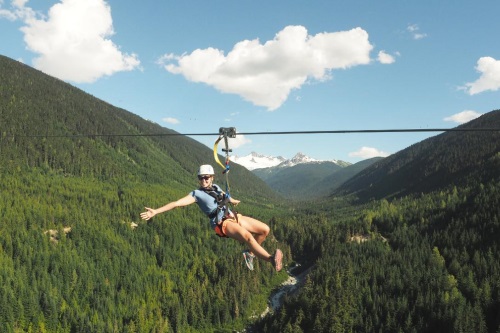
213, 136, 226, 171
200, 185, 230, 219
214, 212, 240, 238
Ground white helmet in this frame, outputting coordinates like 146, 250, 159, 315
198, 164, 215, 176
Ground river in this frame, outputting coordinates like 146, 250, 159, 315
260, 265, 312, 317
243, 265, 312, 332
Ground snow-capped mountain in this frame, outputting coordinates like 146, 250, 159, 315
277, 152, 319, 168
230, 152, 286, 170
231, 151, 379, 200
230, 152, 346, 170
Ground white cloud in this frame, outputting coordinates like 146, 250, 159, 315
0, 8, 17, 20
349, 147, 390, 159
377, 50, 395, 64
443, 110, 482, 124
463, 57, 500, 95
0, 0, 34, 20
413, 33, 427, 40
162, 117, 180, 125
228, 134, 251, 149
14, 0, 140, 83
407, 24, 427, 40
158, 25, 375, 111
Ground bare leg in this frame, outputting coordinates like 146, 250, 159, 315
237, 215, 270, 246
223, 221, 272, 262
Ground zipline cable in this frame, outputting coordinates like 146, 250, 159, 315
7, 127, 500, 139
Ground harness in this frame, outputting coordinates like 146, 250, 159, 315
200, 185, 238, 238
199, 185, 230, 219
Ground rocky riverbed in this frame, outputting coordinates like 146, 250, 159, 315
260, 265, 312, 317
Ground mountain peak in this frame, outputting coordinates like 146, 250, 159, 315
231, 151, 350, 170
277, 152, 317, 168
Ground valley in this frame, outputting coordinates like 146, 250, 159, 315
1, 54, 499, 333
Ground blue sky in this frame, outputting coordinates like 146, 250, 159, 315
1, 0, 499, 164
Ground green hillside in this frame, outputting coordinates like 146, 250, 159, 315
0, 54, 286, 332
336, 110, 500, 202
0, 54, 280, 204
253, 110, 500, 332
253, 162, 342, 195
253, 157, 382, 201
311, 157, 383, 198
253, 161, 344, 199
2, 53, 500, 333
257, 177, 500, 333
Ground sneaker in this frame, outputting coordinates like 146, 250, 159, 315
242, 250, 255, 271
272, 249, 283, 272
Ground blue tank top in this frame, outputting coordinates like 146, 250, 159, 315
191, 184, 230, 228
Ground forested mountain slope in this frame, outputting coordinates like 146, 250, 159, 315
3, 53, 499, 333
258, 177, 500, 332
253, 161, 344, 199
0, 54, 279, 203
0, 54, 286, 332
335, 110, 500, 201
254, 111, 500, 332
310, 157, 383, 198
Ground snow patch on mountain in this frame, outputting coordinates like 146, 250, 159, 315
277, 152, 318, 168
231, 152, 346, 170
230, 152, 286, 170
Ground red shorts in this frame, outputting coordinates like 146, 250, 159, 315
214, 213, 242, 237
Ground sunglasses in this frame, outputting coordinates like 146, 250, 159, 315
198, 175, 212, 181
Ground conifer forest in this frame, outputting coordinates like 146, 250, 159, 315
1, 55, 499, 332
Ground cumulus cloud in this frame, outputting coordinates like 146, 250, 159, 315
162, 117, 180, 125
158, 25, 375, 111
443, 110, 482, 124
377, 50, 396, 64
463, 57, 500, 95
0, 7, 16, 20
228, 134, 251, 149
0, 0, 35, 20
407, 24, 427, 40
8, 0, 140, 83
349, 147, 390, 159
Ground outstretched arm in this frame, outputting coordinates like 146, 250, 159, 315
141, 194, 196, 221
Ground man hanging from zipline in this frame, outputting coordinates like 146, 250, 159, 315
140, 128, 282, 272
